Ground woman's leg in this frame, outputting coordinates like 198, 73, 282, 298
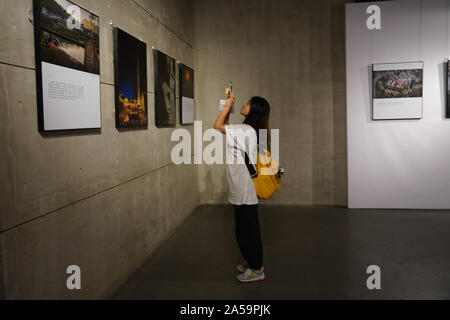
234, 204, 263, 270
234, 205, 252, 265
245, 204, 263, 270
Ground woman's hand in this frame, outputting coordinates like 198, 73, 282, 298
225, 90, 236, 108
214, 91, 235, 134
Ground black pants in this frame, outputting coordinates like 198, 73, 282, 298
234, 204, 263, 270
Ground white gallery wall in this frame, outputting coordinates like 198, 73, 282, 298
346, 0, 450, 209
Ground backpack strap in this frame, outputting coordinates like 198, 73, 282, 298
244, 151, 258, 179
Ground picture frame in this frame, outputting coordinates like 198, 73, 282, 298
446, 60, 450, 119
113, 28, 148, 129
372, 61, 424, 121
179, 63, 194, 125
33, 0, 101, 132
154, 49, 176, 128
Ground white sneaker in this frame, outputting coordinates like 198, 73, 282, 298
236, 268, 265, 283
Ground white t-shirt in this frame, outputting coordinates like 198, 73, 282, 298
225, 124, 259, 205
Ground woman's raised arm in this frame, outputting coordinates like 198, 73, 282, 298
213, 91, 235, 134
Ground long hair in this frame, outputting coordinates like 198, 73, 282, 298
244, 96, 271, 151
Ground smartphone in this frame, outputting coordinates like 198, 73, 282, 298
220, 81, 235, 113
226, 81, 233, 97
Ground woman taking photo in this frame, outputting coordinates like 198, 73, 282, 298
214, 90, 271, 283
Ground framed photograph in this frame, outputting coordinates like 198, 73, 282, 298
179, 63, 194, 125
446, 61, 450, 119
372, 62, 424, 120
33, 0, 101, 132
154, 49, 176, 128
113, 28, 148, 128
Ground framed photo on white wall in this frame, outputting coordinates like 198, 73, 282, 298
372, 62, 424, 120
446, 60, 450, 119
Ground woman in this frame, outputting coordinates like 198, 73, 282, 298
214, 90, 271, 283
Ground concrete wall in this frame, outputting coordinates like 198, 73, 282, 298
193, 0, 351, 206
0, 0, 353, 299
0, 0, 197, 299
346, 0, 450, 209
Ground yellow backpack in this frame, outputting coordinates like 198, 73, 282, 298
248, 149, 282, 200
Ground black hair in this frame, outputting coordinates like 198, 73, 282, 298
244, 96, 271, 150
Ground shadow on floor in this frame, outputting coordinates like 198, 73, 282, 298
112, 205, 450, 300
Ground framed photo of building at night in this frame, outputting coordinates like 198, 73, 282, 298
154, 49, 176, 128
372, 62, 423, 120
113, 28, 148, 128
179, 63, 194, 125
33, 0, 101, 132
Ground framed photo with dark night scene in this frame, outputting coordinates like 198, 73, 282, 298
372, 62, 423, 120
179, 63, 194, 125
33, 0, 101, 132
113, 28, 148, 128
154, 49, 176, 127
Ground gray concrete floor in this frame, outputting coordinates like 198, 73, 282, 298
112, 205, 450, 300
